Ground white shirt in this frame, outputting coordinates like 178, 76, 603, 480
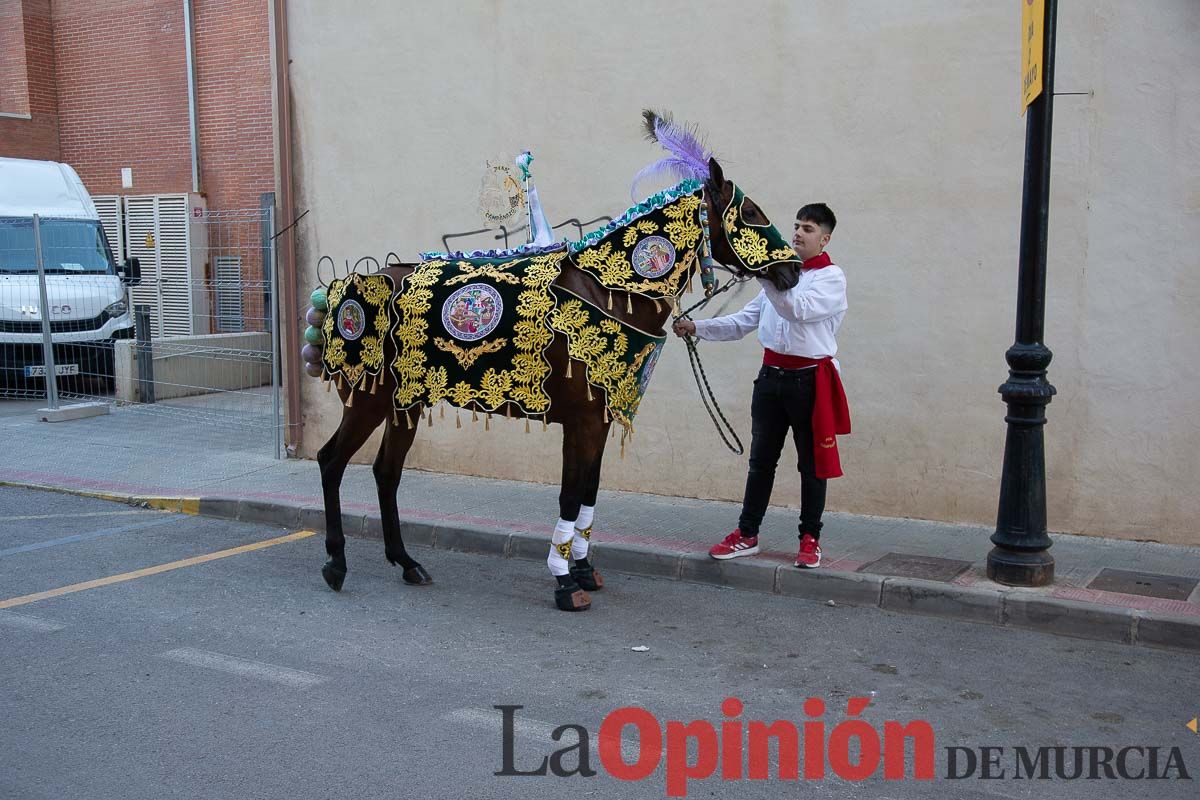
692, 265, 847, 359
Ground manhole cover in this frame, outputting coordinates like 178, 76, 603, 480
1086, 569, 1198, 600
857, 553, 972, 583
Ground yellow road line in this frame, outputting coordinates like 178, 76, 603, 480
0, 530, 316, 610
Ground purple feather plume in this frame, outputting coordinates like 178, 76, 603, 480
631, 109, 711, 199
638, 107, 710, 196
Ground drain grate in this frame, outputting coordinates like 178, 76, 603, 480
858, 553, 972, 583
1086, 569, 1198, 601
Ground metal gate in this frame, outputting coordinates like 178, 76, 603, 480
0, 203, 283, 458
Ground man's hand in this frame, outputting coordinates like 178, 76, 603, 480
672, 319, 696, 338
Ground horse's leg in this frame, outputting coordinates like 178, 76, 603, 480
549, 418, 592, 611
569, 418, 610, 592
317, 398, 388, 591
373, 410, 432, 586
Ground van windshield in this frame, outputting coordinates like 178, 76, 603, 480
0, 217, 116, 274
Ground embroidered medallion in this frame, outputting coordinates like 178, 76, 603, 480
337, 300, 366, 341
631, 235, 676, 279
441, 283, 503, 342
638, 343, 663, 395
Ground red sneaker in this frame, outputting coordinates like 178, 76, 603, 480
794, 533, 822, 568
709, 529, 760, 560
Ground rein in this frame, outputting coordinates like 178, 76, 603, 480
673, 272, 752, 455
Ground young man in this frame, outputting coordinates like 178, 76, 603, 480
672, 203, 849, 568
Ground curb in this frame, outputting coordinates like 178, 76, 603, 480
8, 484, 1200, 654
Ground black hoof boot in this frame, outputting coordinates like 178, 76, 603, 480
569, 564, 604, 592
554, 581, 591, 612
322, 560, 347, 592
402, 564, 433, 585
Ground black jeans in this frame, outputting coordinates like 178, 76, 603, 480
737, 365, 827, 539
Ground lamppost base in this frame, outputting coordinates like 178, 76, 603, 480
987, 546, 1054, 587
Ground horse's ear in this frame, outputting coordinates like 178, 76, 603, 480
707, 157, 725, 186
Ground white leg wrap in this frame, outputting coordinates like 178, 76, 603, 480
572, 505, 594, 560
576, 505, 595, 530
547, 518, 574, 577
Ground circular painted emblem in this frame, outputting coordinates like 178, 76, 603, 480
638, 344, 663, 395
442, 283, 503, 342
336, 300, 366, 341
632, 235, 676, 279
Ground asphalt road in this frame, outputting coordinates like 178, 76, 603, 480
1, 486, 1197, 800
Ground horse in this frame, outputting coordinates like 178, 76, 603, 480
304, 113, 804, 611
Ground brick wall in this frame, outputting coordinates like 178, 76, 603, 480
194, 0, 274, 215
0, 0, 60, 161
5, 0, 276, 324
52, 0, 193, 195
0, 0, 31, 114
33, 0, 273, 213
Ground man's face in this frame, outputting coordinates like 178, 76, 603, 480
793, 218, 831, 261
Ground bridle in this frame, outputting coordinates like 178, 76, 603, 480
668, 182, 753, 455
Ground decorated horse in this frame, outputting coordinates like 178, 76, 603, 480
301, 111, 803, 611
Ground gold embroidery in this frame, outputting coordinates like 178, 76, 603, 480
769, 247, 797, 261
622, 220, 659, 248
433, 337, 509, 369
732, 227, 769, 266
548, 298, 660, 432
391, 254, 563, 413
444, 261, 522, 286
573, 193, 702, 298
555, 540, 573, 560
576, 526, 592, 540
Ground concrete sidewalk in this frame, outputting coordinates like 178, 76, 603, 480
2, 397, 1198, 653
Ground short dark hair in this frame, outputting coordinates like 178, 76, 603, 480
797, 203, 836, 233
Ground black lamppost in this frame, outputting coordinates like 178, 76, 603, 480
989, 0, 1058, 587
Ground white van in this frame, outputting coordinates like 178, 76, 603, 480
0, 157, 140, 391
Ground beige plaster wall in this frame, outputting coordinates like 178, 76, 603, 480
287, 1, 1200, 545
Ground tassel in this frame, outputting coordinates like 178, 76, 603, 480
604, 406, 609, 423
620, 435, 626, 460
345, 389, 354, 408
525, 417, 531, 434
542, 417, 548, 431
485, 413, 491, 431
586, 383, 593, 402
687, 274, 694, 295
652, 297, 661, 312
506, 403, 512, 419
392, 408, 399, 426
337, 374, 344, 390
565, 360, 573, 379
406, 410, 413, 429
607, 290, 613, 310
440, 402, 445, 419
427, 407, 433, 427
626, 293, 633, 314
325, 377, 332, 392
370, 376, 378, 395
456, 409, 462, 429
472, 407, 478, 423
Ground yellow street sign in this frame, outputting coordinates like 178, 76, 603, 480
1188, 718, 1198, 734
1021, 0, 1045, 113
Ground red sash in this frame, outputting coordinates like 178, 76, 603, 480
762, 349, 851, 479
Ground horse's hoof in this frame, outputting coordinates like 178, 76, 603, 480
555, 583, 591, 612
570, 565, 604, 592
402, 565, 433, 585
322, 560, 347, 592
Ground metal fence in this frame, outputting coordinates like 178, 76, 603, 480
0, 207, 282, 458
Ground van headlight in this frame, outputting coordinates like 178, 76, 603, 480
104, 299, 128, 318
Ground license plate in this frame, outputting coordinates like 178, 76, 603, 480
24, 364, 79, 377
